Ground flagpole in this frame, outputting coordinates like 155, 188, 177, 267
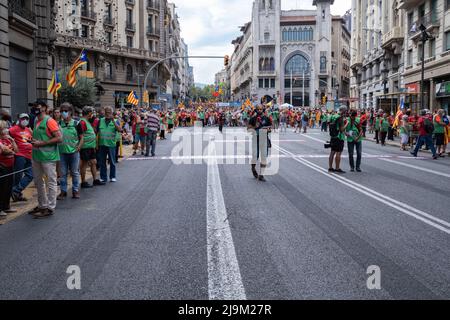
290, 69, 293, 106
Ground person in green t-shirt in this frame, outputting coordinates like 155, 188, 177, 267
345, 110, 363, 172
328, 106, 347, 174
379, 113, 390, 146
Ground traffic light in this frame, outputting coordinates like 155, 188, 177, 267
224, 55, 229, 67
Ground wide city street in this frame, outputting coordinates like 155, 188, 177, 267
1, 127, 448, 300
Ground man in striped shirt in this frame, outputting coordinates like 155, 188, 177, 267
145, 109, 160, 157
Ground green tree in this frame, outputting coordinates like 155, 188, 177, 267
57, 69, 96, 108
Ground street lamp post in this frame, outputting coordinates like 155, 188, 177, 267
419, 24, 432, 109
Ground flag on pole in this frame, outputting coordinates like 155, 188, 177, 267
66, 49, 88, 87
143, 90, 149, 104
127, 91, 139, 106
48, 70, 62, 97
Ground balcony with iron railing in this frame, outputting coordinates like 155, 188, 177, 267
147, 0, 160, 11
382, 26, 404, 48
409, 12, 439, 39
81, 9, 97, 22
8, 0, 36, 24
146, 26, 160, 37
125, 22, 136, 32
103, 15, 115, 26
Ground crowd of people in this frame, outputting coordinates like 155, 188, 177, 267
0, 100, 164, 219
1, 99, 449, 217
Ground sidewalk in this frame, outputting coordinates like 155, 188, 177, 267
0, 144, 135, 225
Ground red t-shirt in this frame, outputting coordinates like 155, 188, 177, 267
418, 116, 432, 136
0, 138, 15, 168
9, 125, 32, 159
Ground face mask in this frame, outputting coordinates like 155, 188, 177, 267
20, 119, 29, 127
34, 108, 41, 116
62, 111, 70, 119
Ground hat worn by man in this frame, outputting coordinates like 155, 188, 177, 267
18, 113, 30, 119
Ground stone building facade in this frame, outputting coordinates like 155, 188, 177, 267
53, 0, 189, 108
0, 0, 55, 116
229, 0, 350, 107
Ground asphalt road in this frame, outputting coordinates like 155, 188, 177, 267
0, 126, 449, 300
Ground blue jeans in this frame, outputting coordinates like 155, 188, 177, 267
98, 146, 116, 181
347, 141, 362, 170
12, 156, 33, 196
60, 152, 80, 193
413, 135, 437, 157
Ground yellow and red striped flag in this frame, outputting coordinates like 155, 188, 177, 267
66, 49, 88, 87
127, 91, 139, 106
48, 71, 62, 97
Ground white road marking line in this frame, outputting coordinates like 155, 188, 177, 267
206, 142, 246, 300
275, 145, 450, 235
379, 158, 450, 178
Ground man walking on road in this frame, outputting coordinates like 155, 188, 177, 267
345, 110, 363, 172
411, 109, 438, 159
145, 108, 160, 157
28, 100, 63, 218
328, 106, 347, 174
248, 106, 272, 182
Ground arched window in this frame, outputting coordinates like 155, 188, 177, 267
299, 28, 304, 41
269, 57, 275, 71
288, 28, 293, 41
259, 58, 264, 71
309, 27, 313, 41
285, 53, 309, 75
293, 28, 298, 41
126, 64, 133, 81
104, 61, 113, 79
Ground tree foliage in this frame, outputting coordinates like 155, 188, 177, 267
57, 69, 96, 109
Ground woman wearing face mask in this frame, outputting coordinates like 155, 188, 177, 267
9, 114, 33, 202
0, 120, 18, 219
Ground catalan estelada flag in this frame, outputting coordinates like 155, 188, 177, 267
48, 71, 62, 97
127, 91, 139, 106
66, 49, 88, 87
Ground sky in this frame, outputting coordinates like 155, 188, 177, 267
171, 0, 350, 85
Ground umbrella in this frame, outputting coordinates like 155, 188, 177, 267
280, 103, 293, 109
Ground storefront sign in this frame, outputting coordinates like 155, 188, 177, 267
406, 83, 419, 93
436, 81, 450, 97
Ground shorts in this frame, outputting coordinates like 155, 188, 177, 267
435, 133, 445, 146
330, 137, 344, 152
168, 124, 174, 130
80, 148, 97, 161
134, 134, 146, 143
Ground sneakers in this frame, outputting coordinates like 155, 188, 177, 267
81, 182, 93, 189
57, 191, 67, 200
110, 178, 117, 182
0, 211, 7, 219
72, 191, 80, 199
11, 193, 28, 202
334, 169, 346, 174
258, 175, 266, 182
32, 208, 54, 219
328, 168, 335, 173
356, 168, 362, 173
93, 179, 106, 186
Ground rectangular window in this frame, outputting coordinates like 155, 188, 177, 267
407, 49, 412, 66
270, 78, 275, 88
429, 38, 435, 58
127, 36, 133, 48
127, 9, 133, 24
149, 40, 154, 51
106, 32, 112, 44
418, 43, 423, 62
447, 0, 450, 10
259, 79, 264, 88
265, 78, 270, 88
106, 4, 112, 18
81, 25, 89, 38
446, 32, 450, 51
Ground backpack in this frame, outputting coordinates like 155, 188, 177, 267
303, 114, 309, 122
329, 116, 340, 138
423, 117, 434, 134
